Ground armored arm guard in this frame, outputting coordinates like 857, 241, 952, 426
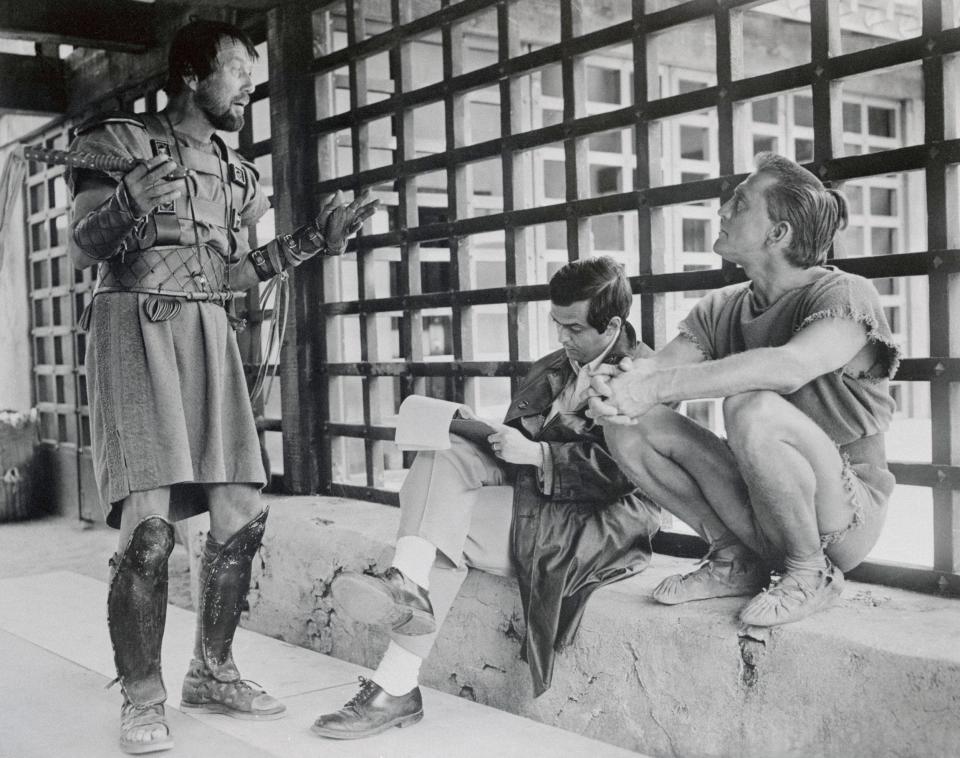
73, 181, 145, 261
248, 222, 331, 282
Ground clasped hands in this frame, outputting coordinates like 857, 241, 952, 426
585, 357, 660, 426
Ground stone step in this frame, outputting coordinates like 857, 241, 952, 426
0, 570, 647, 758
239, 495, 960, 758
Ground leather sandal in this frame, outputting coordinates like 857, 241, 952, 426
119, 700, 173, 755
181, 658, 285, 720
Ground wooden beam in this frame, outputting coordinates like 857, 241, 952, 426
157, 0, 296, 8
0, 0, 165, 52
0, 53, 65, 114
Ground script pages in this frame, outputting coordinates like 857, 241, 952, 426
394, 395, 497, 451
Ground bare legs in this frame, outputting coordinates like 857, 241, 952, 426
605, 391, 874, 624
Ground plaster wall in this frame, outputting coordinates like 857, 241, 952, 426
0, 116, 48, 413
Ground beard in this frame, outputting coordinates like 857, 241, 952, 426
196, 85, 245, 132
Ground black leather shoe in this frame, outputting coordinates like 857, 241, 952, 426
332, 567, 437, 635
311, 677, 423, 739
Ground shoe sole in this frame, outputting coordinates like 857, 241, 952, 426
652, 584, 762, 605
119, 736, 174, 755
333, 574, 437, 635
311, 709, 424, 739
179, 702, 287, 720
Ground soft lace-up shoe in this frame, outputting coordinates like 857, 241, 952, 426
332, 567, 436, 635
311, 677, 423, 739
739, 560, 844, 627
180, 659, 286, 720
652, 557, 767, 605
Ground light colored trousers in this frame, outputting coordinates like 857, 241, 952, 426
394, 435, 517, 658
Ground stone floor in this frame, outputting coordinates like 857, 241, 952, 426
0, 511, 194, 609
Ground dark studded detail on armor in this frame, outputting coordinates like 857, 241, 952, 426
248, 221, 329, 281
195, 509, 268, 683
107, 515, 175, 708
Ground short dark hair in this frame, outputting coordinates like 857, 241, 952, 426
549, 256, 632, 333
754, 152, 848, 268
165, 19, 258, 96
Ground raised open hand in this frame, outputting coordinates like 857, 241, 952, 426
321, 189, 380, 256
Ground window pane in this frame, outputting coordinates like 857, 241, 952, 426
870, 187, 897, 216
793, 95, 813, 127
511, 0, 560, 46
585, 65, 620, 105
741, 0, 811, 78
682, 218, 710, 252
843, 102, 861, 133
680, 126, 709, 161
751, 97, 778, 124
590, 214, 624, 251
648, 19, 715, 100
867, 106, 896, 138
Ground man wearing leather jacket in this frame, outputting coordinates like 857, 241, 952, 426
66, 19, 375, 755
313, 255, 661, 739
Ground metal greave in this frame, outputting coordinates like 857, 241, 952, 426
107, 515, 175, 707
193, 509, 268, 683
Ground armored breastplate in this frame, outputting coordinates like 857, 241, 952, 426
97, 245, 231, 302
124, 114, 250, 253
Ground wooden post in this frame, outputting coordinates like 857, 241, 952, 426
268, 2, 324, 494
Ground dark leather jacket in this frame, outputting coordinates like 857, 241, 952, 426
504, 323, 661, 696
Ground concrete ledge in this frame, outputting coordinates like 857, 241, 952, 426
243, 495, 960, 758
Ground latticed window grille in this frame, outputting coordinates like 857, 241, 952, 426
276, 0, 960, 595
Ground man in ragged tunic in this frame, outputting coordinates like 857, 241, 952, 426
589, 153, 898, 627
67, 19, 375, 755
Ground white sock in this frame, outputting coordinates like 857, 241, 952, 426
372, 641, 423, 696
392, 535, 436, 590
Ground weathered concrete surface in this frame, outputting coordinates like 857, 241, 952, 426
0, 571, 646, 758
243, 494, 960, 758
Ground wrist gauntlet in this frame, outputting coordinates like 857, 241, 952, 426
248, 222, 333, 281
73, 182, 145, 261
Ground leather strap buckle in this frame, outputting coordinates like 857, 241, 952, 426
150, 139, 177, 214
228, 163, 247, 187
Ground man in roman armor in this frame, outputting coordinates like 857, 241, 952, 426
67, 19, 375, 754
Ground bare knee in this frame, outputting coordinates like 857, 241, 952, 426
604, 408, 689, 471
724, 391, 786, 451
117, 489, 171, 548
207, 484, 263, 540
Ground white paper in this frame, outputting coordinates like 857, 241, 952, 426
394, 395, 466, 451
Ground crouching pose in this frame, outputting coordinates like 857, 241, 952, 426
589, 153, 898, 627
66, 20, 375, 754
313, 256, 660, 739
